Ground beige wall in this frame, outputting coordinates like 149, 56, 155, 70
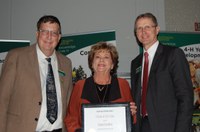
165, 0, 200, 32
0, 0, 165, 74
1, 0, 199, 73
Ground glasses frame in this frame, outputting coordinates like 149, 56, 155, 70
135, 25, 156, 33
38, 29, 60, 37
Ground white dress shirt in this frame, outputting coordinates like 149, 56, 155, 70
140, 41, 159, 116
141, 41, 159, 83
35, 44, 62, 131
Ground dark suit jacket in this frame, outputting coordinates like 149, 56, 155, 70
0, 44, 73, 132
131, 43, 193, 132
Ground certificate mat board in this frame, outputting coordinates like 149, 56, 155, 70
81, 102, 132, 132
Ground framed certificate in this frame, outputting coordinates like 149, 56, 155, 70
81, 102, 132, 132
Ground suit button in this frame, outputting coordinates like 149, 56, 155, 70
35, 118, 38, 121
38, 102, 41, 105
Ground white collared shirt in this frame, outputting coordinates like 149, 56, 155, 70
141, 41, 159, 83
35, 44, 62, 131
140, 41, 159, 116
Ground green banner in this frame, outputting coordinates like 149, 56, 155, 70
158, 32, 200, 47
0, 39, 30, 74
0, 40, 30, 52
58, 30, 115, 55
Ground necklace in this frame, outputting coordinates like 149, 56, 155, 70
95, 84, 109, 103
94, 76, 111, 103
97, 85, 105, 91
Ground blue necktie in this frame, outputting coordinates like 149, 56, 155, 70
46, 58, 58, 124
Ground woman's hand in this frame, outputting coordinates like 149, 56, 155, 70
130, 102, 137, 116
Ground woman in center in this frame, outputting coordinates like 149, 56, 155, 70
65, 42, 136, 132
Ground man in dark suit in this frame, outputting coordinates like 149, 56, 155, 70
131, 12, 193, 132
0, 15, 73, 132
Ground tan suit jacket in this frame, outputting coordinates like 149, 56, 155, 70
0, 44, 73, 132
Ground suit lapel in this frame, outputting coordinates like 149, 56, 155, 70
133, 54, 143, 126
133, 54, 143, 112
56, 53, 64, 90
28, 44, 42, 97
56, 52, 66, 108
149, 44, 163, 79
146, 44, 163, 113
136, 54, 143, 92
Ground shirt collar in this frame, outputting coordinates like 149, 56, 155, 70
143, 41, 159, 59
36, 44, 56, 62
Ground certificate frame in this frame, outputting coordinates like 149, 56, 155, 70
81, 102, 132, 132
